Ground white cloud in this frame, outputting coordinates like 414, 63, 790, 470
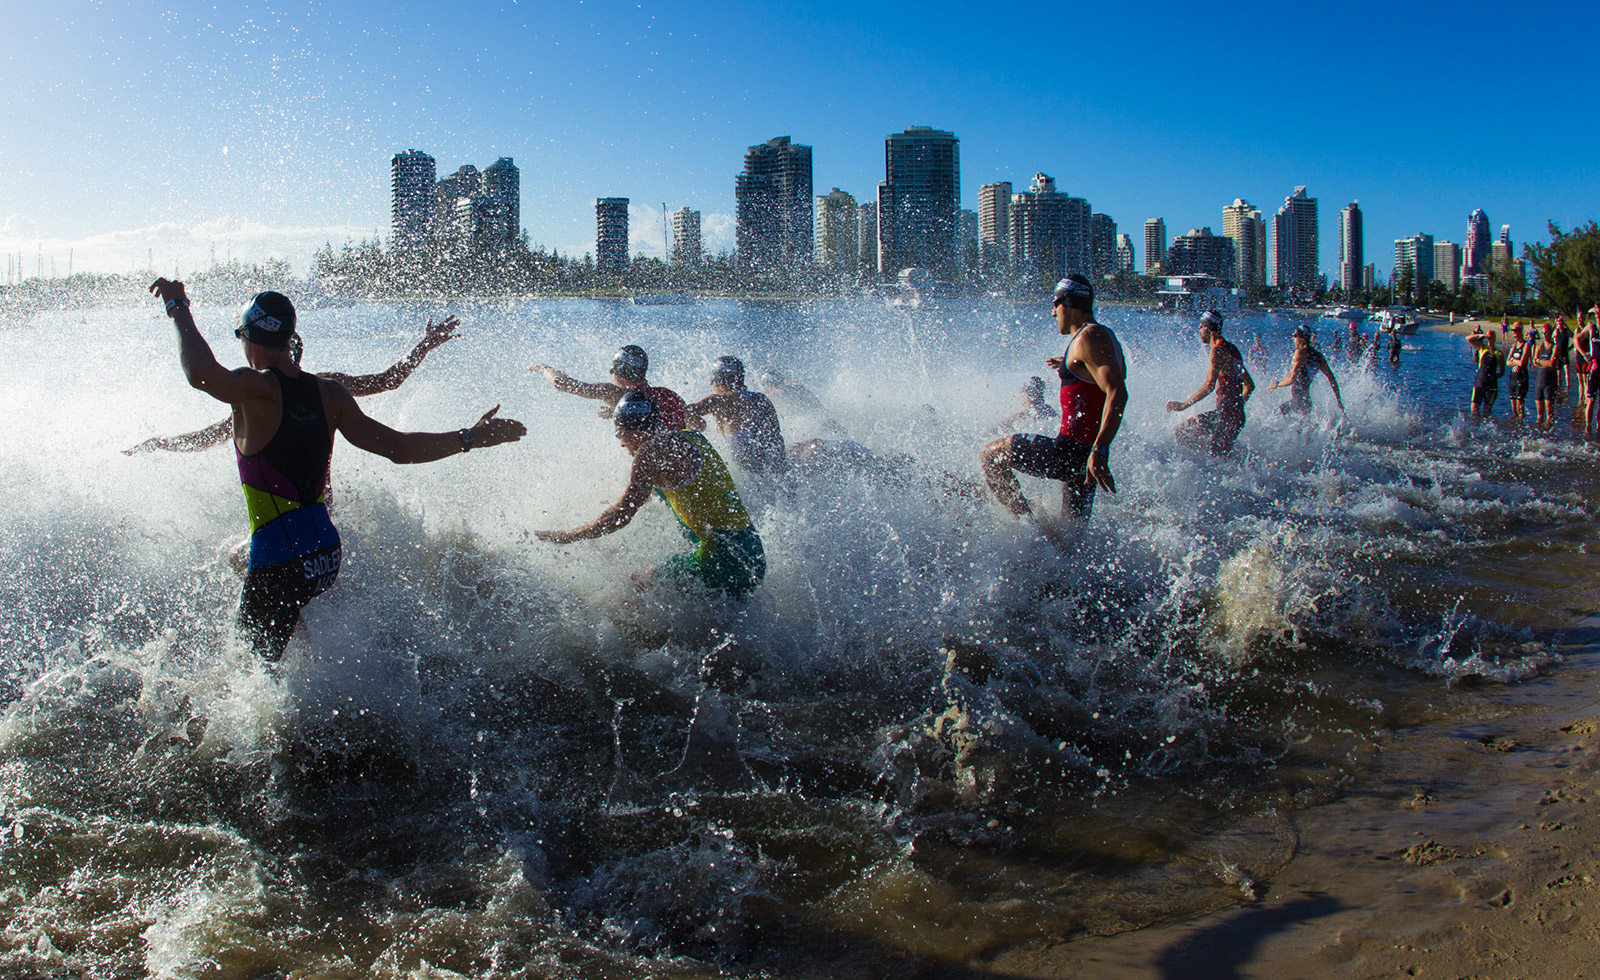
0, 217, 384, 279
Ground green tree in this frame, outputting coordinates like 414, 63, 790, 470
1525, 221, 1600, 315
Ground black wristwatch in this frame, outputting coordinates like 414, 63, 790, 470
459, 427, 475, 453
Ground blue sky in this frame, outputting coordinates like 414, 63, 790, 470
2, 0, 1596, 279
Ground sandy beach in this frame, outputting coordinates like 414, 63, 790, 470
989, 632, 1600, 980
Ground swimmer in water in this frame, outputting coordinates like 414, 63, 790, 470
125, 314, 464, 454
531, 345, 688, 430
536, 392, 765, 598
979, 274, 1127, 537
1166, 310, 1255, 457
686, 356, 789, 476
994, 375, 1061, 434
1267, 325, 1345, 416
148, 280, 525, 660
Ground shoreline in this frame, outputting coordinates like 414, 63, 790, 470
993, 627, 1600, 979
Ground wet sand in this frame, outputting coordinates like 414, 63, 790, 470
987, 629, 1600, 979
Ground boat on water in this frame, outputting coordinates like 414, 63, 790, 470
1321, 305, 1368, 321
631, 292, 695, 305
1373, 306, 1421, 335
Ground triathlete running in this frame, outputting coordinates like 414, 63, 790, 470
532, 345, 688, 430
687, 356, 789, 475
149, 280, 525, 660
1166, 310, 1255, 456
535, 392, 766, 598
980, 274, 1128, 535
1268, 326, 1344, 415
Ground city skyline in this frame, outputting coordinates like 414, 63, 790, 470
2, 0, 1595, 281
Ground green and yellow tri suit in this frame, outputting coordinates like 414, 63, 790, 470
653, 430, 765, 597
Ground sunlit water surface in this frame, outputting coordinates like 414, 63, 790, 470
1, 296, 1594, 977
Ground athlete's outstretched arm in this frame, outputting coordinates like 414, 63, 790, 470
1268, 350, 1308, 390
1319, 363, 1345, 413
534, 467, 654, 544
328, 315, 460, 396
124, 416, 234, 455
1167, 347, 1220, 412
530, 365, 626, 405
150, 278, 273, 407
1084, 341, 1127, 493
328, 383, 525, 463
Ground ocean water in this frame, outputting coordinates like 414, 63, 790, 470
0, 295, 1594, 977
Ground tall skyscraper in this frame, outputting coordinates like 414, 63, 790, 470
435, 164, 481, 239
595, 198, 630, 273
1166, 227, 1237, 283
814, 188, 859, 274
1338, 201, 1363, 293
735, 136, 813, 273
1115, 234, 1136, 274
1392, 233, 1435, 295
1269, 186, 1319, 295
1433, 241, 1461, 290
670, 208, 702, 268
1464, 209, 1492, 279
1090, 213, 1117, 278
1222, 199, 1264, 289
478, 157, 520, 244
1008, 173, 1089, 284
1144, 218, 1166, 275
877, 126, 960, 279
1491, 225, 1515, 273
978, 181, 1012, 275
857, 202, 878, 276
391, 149, 436, 249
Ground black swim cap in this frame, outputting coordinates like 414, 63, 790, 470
613, 391, 660, 431
1199, 310, 1224, 329
611, 345, 648, 383
1052, 274, 1094, 311
711, 355, 745, 389
1293, 325, 1311, 340
237, 291, 296, 348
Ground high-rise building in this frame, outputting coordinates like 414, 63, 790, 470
1090, 212, 1117, 278
857, 202, 878, 276
1363, 264, 1377, 292
1464, 209, 1492, 279
1337, 201, 1363, 293
1222, 199, 1265, 289
1116, 234, 1136, 274
1144, 218, 1166, 275
390, 149, 436, 249
478, 157, 520, 244
1433, 241, 1461, 290
814, 188, 859, 274
595, 197, 630, 273
1392, 233, 1435, 296
960, 208, 979, 275
978, 181, 1012, 275
736, 136, 814, 273
670, 208, 702, 268
1166, 227, 1237, 283
1269, 186, 1319, 295
1490, 225, 1515, 273
877, 126, 960, 279
1008, 173, 1090, 283
435, 164, 481, 239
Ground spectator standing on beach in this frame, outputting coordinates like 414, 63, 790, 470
1506, 322, 1533, 421
1467, 329, 1504, 418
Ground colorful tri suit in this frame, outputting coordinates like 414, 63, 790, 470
235, 367, 341, 659
1006, 349, 1108, 520
653, 430, 765, 597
